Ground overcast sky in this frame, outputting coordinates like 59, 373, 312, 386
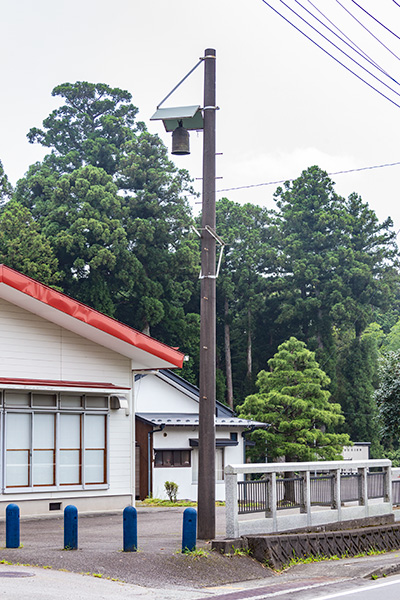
1, 0, 400, 233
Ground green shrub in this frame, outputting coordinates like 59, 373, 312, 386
164, 481, 178, 502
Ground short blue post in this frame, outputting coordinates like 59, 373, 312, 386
123, 506, 137, 552
6, 504, 20, 548
182, 507, 197, 553
64, 505, 78, 550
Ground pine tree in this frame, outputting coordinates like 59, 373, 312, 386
237, 337, 350, 463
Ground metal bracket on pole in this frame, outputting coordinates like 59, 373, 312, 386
192, 225, 224, 280
157, 58, 204, 109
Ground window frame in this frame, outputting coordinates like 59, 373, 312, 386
1, 391, 110, 494
154, 448, 191, 468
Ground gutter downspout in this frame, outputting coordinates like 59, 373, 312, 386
148, 424, 165, 498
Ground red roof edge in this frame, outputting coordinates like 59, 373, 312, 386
0, 265, 184, 368
0, 377, 130, 389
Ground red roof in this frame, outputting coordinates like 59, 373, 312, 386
0, 264, 184, 369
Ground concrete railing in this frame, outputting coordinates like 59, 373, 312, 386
225, 459, 392, 538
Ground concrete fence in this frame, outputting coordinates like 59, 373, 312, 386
225, 459, 392, 538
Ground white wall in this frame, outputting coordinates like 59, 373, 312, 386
0, 297, 134, 508
152, 426, 245, 501
135, 374, 198, 413
0, 297, 131, 387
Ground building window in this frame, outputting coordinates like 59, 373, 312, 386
191, 448, 225, 482
3, 392, 109, 490
59, 413, 81, 485
154, 449, 191, 468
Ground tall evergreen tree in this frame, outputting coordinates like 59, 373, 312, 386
0, 200, 61, 286
375, 350, 400, 448
27, 82, 139, 175
215, 198, 276, 406
334, 332, 382, 456
237, 337, 350, 463
15, 82, 200, 356
0, 160, 12, 207
273, 167, 399, 383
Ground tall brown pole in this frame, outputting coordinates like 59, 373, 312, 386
197, 47, 217, 540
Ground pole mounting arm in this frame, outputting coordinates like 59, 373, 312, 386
191, 225, 225, 279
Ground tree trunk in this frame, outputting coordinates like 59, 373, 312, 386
224, 298, 234, 409
283, 470, 297, 506
280, 455, 297, 506
246, 306, 252, 379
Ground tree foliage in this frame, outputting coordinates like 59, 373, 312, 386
238, 337, 350, 462
273, 167, 398, 361
215, 198, 276, 405
334, 331, 382, 457
15, 81, 200, 357
0, 160, 12, 206
375, 350, 400, 446
3, 79, 400, 453
0, 200, 61, 286
27, 82, 139, 175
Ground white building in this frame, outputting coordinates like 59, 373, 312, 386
135, 370, 265, 502
0, 264, 184, 517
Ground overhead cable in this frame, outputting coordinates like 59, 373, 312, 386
259, 0, 400, 109
305, 0, 393, 79
348, 0, 400, 43
335, 0, 400, 62
274, 0, 400, 97
295, 0, 399, 83
215, 160, 400, 195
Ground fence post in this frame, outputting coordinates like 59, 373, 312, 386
64, 505, 78, 550
300, 470, 311, 526
6, 504, 20, 549
358, 466, 367, 509
225, 467, 239, 538
182, 507, 197, 552
330, 468, 342, 520
123, 506, 137, 552
265, 472, 278, 532
384, 465, 392, 506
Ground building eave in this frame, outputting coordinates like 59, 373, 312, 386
0, 264, 184, 370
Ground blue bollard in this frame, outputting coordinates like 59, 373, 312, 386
64, 505, 78, 550
123, 506, 137, 552
6, 504, 20, 549
182, 507, 197, 553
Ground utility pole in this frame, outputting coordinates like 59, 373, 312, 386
198, 48, 217, 540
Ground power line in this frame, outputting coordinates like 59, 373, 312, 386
348, 0, 400, 43
335, 0, 400, 63
296, 0, 400, 83
215, 160, 400, 195
259, 0, 400, 110
274, 0, 400, 98
305, 0, 394, 80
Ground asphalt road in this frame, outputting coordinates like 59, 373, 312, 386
1, 507, 400, 599
303, 574, 400, 600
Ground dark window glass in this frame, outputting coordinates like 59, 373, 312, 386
154, 450, 191, 467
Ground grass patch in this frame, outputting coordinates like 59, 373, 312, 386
139, 498, 197, 508
230, 546, 252, 557
138, 497, 224, 507
276, 552, 344, 571
181, 547, 210, 558
276, 546, 397, 572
